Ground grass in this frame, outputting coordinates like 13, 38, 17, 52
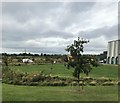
2, 64, 118, 101
10, 64, 75, 77
0, 82, 1, 102
2, 83, 118, 101
10, 64, 118, 79
89, 64, 118, 79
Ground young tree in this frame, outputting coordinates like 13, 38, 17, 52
65, 37, 98, 89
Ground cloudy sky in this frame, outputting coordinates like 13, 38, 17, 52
1, 2, 118, 54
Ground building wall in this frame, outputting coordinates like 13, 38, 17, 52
107, 40, 120, 64
119, 40, 120, 64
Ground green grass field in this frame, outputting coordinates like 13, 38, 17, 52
2, 84, 118, 101
0, 82, 2, 102
2, 64, 118, 101
10, 64, 118, 79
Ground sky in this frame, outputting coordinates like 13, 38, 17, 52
1, 1, 118, 54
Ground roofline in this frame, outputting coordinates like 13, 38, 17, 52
108, 39, 120, 43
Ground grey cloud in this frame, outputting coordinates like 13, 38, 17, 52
3, 2, 96, 29
3, 2, 63, 13
66, 2, 95, 13
4, 46, 66, 54
2, 2, 117, 54
54, 3, 96, 30
78, 24, 118, 40
2, 27, 74, 42
41, 30, 74, 39
2, 2, 63, 23
2, 2, 75, 42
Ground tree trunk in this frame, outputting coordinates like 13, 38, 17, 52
77, 72, 80, 91
77, 73, 80, 86
82, 78, 84, 90
78, 73, 84, 90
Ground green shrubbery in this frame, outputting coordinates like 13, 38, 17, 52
102, 81, 115, 86
2, 67, 118, 86
89, 81, 97, 86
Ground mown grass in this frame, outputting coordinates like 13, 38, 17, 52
89, 64, 118, 79
10, 64, 118, 79
2, 83, 118, 101
2, 64, 118, 101
0, 82, 2, 102
10, 64, 75, 77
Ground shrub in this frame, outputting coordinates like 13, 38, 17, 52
13, 71, 24, 80
25, 72, 45, 82
118, 81, 120, 85
40, 81, 50, 86
102, 82, 114, 86
2, 66, 118, 86
2, 69, 14, 83
97, 77, 110, 82
89, 81, 97, 86
83, 77, 94, 81
70, 81, 77, 86
79, 81, 86, 86
51, 81, 67, 86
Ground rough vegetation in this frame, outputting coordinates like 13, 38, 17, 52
2, 67, 118, 86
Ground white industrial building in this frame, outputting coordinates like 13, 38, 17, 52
107, 40, 120, 64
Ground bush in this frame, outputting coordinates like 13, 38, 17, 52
2, 69, 14, 83
25, 72, 45, 82
40, 81, 50, 86
70, 81, 77, 86
89, 81, 97, 86
2, 66, 118, 86
97, 77, 111, 82
118, 81, 120, 85
102, 82, 115, 86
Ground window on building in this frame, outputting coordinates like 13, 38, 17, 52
115, 57, 118, 64
111, 57, 114, 64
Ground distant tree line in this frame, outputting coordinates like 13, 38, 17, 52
2, 53, 65, 57
1, 52, 106, 63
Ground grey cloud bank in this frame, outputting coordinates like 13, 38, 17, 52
2, 2, 118, 54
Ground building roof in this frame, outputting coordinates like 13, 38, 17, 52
108, 39, 120, 43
